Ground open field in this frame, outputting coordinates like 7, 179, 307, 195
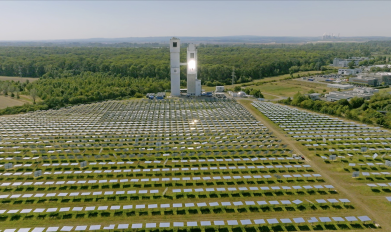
225, 71, 323, 89
0, 76, 38, 83
0, 94, 37, 109
372, 54, 391, 58
0, 96, 25, 108
202, 72, 336, 100
202, 71, 323, 93
245, 80, 334, 98
379, 87, 391, 93
0, 98, 379, 232
245, 100, 391, 231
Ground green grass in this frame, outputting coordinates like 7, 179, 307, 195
202, 71, 322, 93
242, 80, 332, 98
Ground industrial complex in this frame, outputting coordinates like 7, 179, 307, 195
325, 87, 379, 101
349, 72, 391, 86
333, 57, 369, 67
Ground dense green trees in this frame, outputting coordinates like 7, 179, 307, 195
242, 88, 264, 98
280, 92, 391, 128
0, 42, 375, 85
1, 41, 390, 116
0, 72, 170, 115
33, 72, 170, 106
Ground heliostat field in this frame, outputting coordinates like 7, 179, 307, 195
0, 99, 375, 232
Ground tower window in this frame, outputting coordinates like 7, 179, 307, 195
173, 42, 177, 47
190, 53, 194, 58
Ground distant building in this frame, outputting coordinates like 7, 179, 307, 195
308, 93, 321, 100
338, 68, 362, 75
363, 72, 391, 86
349, 73, 391, 86
349, 76, 378, 86
228, 91, 248, 98
327, 84, 354, 90
378, 73, 391, 85
238, 91, 246, 98
228, 91, 238, 97
333, 57, 369, 67
322, 33, 339, 40
216, 86, 225, 92
325, 87, 379, 102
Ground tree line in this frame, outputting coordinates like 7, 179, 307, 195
279, 92, 391, 129
0, 72, 170, 115
1, 41, 391, 116
0, 42, 383, 85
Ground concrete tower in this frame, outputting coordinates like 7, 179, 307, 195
187, 44, 201, 96
187, 44, 197, 96
170, 37, 181, 97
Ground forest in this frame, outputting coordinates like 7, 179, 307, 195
0, 73, 170, 115
2, 42, 390, 84
279, 92, 391, 129
0, 41, 391, 115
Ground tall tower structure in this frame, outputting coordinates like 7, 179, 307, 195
170, 37, 181, 97
187, 44, 197, 96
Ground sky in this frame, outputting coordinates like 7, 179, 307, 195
0, 1, 390, 41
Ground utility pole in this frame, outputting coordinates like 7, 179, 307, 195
231, 67, 236, 86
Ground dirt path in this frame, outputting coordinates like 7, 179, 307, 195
239, 99, 389, 231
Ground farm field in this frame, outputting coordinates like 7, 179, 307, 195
0, 96, 25, 109
250, 100, 391, 231
247, 80, 333, 98
0, 98, 379, 232
226, 71, 323, 89
0, 76, 38, 83
202, 71, 323, 93
0, 95, 37, 109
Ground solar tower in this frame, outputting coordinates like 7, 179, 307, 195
170, 37, 181, 97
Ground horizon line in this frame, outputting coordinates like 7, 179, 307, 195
1, 35, 391, 43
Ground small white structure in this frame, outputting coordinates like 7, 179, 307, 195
228, 91, 237, 97
238, 91, 246, 98
216, 86, 224, 92
195, 80, 202, 96
327, 84, 354, 90
338, 68, 362, 75
228, 91, 250, 97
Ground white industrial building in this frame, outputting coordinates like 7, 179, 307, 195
327, 84, 354, 90
216, 86, 224, 92
170, 37, 201, 97
325, 87, 379, 102
308, 93, 321, 100
338, 68, 362, 75
333, 57, 369, 67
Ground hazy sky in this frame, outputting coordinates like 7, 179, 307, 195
0, 1, 390, 41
